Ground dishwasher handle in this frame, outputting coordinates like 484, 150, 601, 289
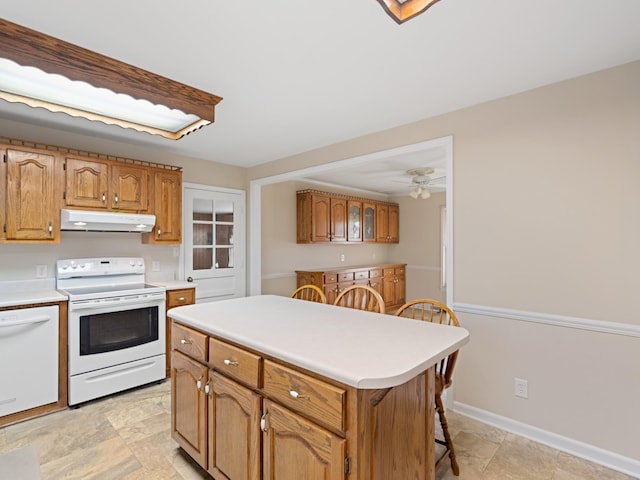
0, 314, 51, 328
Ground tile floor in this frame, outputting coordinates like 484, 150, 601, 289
0, 380, 635, 480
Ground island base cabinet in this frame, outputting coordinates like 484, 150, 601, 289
208, 372, 261, 480
171, 351, 208, 469
263, 400, 346, 480
354, 368, 435, 480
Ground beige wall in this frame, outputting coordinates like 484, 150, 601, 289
250, 61, 640, 463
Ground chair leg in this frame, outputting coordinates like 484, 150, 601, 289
435, 393, 459, 476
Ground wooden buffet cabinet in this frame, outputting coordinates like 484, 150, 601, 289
169, 295, 469, 480
297, 190, 399, 244
296, 264, 406, 311
0, 138, 182, 244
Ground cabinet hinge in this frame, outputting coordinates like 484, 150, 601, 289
63, 162, 66, 170
344, 456, 351, 475
63, 191, 66, 200
2, 153, 6, 163
3, 224, 6, 233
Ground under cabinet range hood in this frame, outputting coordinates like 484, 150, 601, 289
61, 209, 156, 232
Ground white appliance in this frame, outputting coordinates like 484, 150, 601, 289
56, 257, 166, 406
60, 208, 156, 232
0, 305, 59, 416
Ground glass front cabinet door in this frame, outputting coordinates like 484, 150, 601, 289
348, 200, 362, 242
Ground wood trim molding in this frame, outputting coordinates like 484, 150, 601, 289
0, 18, 221, 123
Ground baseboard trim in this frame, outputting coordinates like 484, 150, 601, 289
453, 402, 640, 478
453, 302, 640, 338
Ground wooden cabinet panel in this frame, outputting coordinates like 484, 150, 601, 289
209, 372, 261, 480
363, 202, 376, 242
375, 204, 389, 243
5, 148, 58, 242
347, 200, 362, 242
263, 400, 345, 480
209, 337, 262, 389
110, 163, 148, 211
263, 360, 346, 433
64, 157, 109, 208
388, 204, 400, 243
142, 168, 182, 244
171, 351, 208, 469
165, 288, 196, 377
172, 322, 208, 363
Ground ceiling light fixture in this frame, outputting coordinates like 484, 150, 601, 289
0, 19, 222, 140
410, 186, 431, 200
375, 0, 442, 24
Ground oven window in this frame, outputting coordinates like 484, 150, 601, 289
79, 306, 159, 355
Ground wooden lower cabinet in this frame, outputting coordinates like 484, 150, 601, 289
165, 288, 196, 376
171, 350, 208, 468
296, 264, 406, 312
209, 372, 261, 480
171, 321, 436, 480
263, 400, 345, 480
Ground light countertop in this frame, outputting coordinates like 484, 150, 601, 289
168, 295, 469, 389
0, 279, 67, 308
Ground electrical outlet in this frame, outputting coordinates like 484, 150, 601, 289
514, 378, 528, 398
152, 261, 161, 272
340, 254, 345, 262
36, 265, 47, 278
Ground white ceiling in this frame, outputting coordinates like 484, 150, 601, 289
2, 0, 640, 196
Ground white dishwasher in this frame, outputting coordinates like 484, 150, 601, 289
0, 305, 59, 416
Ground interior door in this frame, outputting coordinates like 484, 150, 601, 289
183, 184, 246, 303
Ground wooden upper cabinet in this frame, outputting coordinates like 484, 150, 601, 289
376, 203, 399, 244
110, 163, 149, 212
388, 204, 400, 243
347, 200, 362, 242
64, 156, 149, 212
64, 157, 109, 208
363, 202, 376, 242
297, 190, 397, 245
142, 169, 182, 244
4, 148, 59, 242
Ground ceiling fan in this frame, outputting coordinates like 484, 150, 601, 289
406, 168, 440, 199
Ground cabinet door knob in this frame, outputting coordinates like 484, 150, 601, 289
48, 221, 53, 234
204, 382, 211, 396
187, 277, 193, 282
196, 376, 202, 391
157, 227, 161, 237
223, 359, 239, 367
114, 193, 119, 204
102, 192, 106, 203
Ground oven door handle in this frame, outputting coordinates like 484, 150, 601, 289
69, 294, 164, 311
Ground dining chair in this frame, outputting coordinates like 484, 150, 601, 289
333, 284, 385, 314
290, 284, 327, 304
395, 298, 461, 476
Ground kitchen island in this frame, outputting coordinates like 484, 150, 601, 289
168, 294, 469, 480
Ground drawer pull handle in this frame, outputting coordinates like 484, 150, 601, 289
178, 297, 185, 301
180, 339, 193, 345
289, 389, 309, 400
223, 359, 239, 367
